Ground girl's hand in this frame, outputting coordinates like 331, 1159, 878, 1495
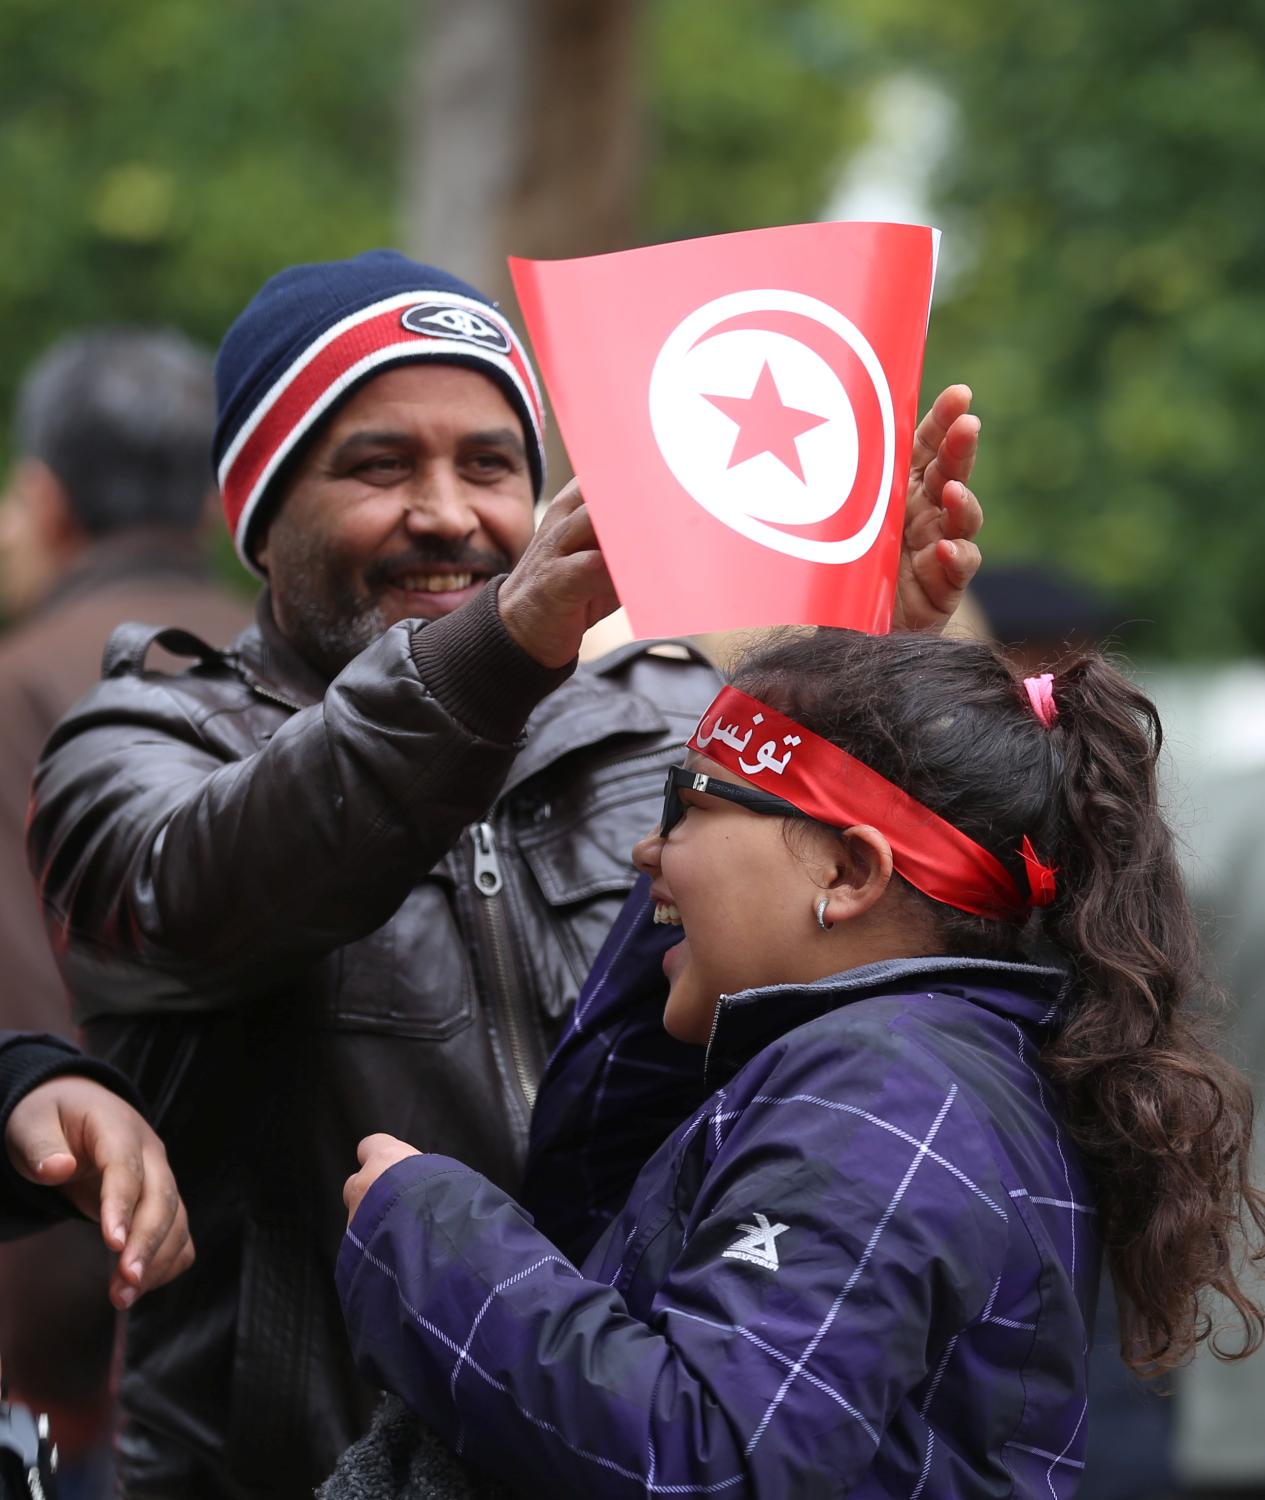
344, 1133, 423, 1226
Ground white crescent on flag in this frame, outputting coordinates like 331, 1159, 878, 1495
647, 289, 896, 564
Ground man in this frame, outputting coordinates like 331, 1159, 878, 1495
0, 328, 251, 1037
28, 250, 983, 1498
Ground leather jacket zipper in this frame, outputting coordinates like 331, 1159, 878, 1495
243, 679, 306, 714
470, 822, 546, 1125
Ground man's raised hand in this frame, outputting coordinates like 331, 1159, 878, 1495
497, 481, 620, 669
895, 384, 984, 632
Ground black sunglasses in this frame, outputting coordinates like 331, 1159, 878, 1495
659, 765, 817, 837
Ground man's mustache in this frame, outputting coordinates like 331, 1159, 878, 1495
364, 542, 513, 592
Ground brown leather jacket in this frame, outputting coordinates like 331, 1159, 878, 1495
28, 583, 716, 1498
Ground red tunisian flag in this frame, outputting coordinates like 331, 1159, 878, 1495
510, 221, 940, 637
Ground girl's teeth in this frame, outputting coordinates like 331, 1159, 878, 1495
653, 901, 682, 926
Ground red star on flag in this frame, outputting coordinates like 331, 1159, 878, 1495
703, 361, 829, 484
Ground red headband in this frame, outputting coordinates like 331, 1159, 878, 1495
688, 686, 1056, 920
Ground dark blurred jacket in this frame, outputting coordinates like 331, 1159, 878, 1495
0, 529, 249, 1036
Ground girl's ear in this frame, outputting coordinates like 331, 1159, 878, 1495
818, 825, 894, 928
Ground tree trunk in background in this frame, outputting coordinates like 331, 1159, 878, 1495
403, 0, 644, 488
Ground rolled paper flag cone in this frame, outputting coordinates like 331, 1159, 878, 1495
511, 221, 940, 638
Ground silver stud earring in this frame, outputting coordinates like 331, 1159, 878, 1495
815, 896, 832, 932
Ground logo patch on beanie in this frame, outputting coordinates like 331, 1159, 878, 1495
401, 302, 511, 353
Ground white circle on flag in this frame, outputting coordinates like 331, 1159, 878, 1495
648, 289, 896, 563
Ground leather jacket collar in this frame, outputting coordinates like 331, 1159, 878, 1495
228, 589, 331, 708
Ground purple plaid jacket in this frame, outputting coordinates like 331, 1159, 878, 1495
338, 881, 1100, 1497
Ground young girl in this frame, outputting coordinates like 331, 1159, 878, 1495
336, 629, 1264, 1498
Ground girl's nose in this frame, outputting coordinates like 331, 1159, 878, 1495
632, 828, 664, 879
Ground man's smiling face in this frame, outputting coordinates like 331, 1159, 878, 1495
255, 362, 536, 678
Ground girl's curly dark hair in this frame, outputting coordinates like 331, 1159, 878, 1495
734, 626, 1265, 1372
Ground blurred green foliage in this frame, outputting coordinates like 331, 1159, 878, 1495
647, 0, 1265, 657
0, 0, 409, 584
3, 0, 1262, 652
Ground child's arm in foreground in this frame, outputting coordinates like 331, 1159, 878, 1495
339, 1033, 1006, 1498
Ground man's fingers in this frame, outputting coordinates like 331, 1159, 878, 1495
545, 477, 583, 510
935, 537, 982, 591
940, 413, 981, 477
920, 416, 981, 500
548, 499, 600, 558
939, 479, 984, 542
909, 384, 972, 473
535, 479, 584, 534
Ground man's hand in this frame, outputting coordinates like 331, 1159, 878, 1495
343, 1133, 423, 1227
895, 384, 984, 632
497, 481, 620, 669
5, 1076, 194, 1309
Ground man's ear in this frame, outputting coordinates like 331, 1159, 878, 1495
16, 458, 84, 554
252, 521, 272, 574
817, 825, 894, 928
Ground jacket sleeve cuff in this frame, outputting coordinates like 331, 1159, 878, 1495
408, 577, 575, 745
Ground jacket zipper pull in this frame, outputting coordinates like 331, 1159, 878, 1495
471, 822, 504, 897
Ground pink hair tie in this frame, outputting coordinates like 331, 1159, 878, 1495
1023, 673, 1058, 728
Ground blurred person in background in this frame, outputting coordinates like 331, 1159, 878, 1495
967, 563, 1124, 679
0, 327, 250, 1035
26, 249, 983, 1499
0, 328, 249, 1499
966, 562, 1265, 1500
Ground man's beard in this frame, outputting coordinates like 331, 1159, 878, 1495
267, 528, 513, 680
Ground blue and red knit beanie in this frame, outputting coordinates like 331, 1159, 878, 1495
213, 250, 546, 568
